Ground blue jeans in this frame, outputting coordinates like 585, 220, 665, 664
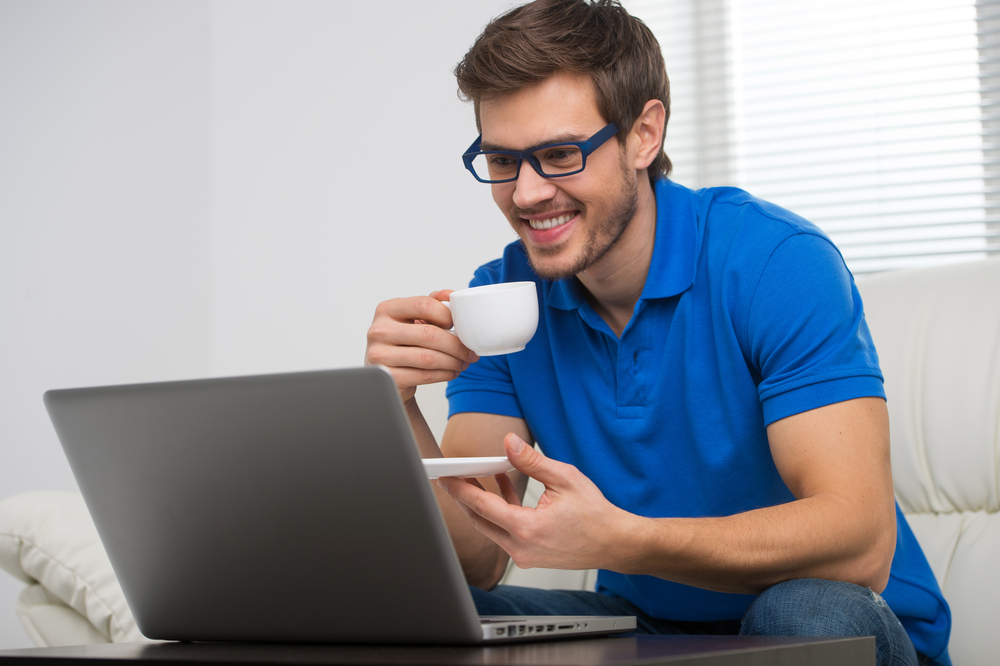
470, 578, 923, 666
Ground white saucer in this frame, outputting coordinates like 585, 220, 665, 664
422, 456, 515, 479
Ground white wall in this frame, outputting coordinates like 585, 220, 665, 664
0, 0, 515, 649
0, 0, 212, 648
208, 0, 516, 390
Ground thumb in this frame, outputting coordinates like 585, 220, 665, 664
505, 433, 566, 487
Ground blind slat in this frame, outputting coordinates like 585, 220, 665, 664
835, 231, 1000, 250
625, 0, 1000, 272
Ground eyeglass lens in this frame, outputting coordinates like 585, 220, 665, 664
468, 144, 585, 182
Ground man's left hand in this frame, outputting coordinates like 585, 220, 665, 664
437, 433, 634, 572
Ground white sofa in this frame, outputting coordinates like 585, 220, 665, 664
1, 257, 998, 662
852, 256, 1000, 664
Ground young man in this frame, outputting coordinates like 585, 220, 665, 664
364, 1, 950, 664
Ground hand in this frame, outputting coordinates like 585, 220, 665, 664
437, 433, 634, 572
365, 290, 479, 403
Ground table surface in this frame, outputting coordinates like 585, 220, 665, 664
0, 635, 875, 666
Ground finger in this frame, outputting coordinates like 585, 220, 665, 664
505, 434, 572, 489
438, 475, 523, 529
430, 289, 456, 302
369, 335, 472, 372
496, 472, 522, 506
462, 476, 486, 491
369, 318, 477, 365
385, 366, 466, 389
456, 502, 514, 550
368, 312, 477, 367
379, 295, 454, 330
438, 478, 515, 547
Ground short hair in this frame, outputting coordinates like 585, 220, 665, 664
454, 0, 671, 182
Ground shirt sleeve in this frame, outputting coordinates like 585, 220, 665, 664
742, 232, 885, 425
446, 352, 524, 419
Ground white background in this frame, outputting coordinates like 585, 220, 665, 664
0, 0, 516, 648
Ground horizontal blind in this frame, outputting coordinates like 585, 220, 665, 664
625, 0, 1000, 273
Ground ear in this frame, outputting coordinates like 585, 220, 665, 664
628, 99, 666, 171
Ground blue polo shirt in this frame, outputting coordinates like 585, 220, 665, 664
446, 178, 951, 664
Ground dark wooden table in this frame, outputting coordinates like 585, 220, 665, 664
0, 635, 874, 665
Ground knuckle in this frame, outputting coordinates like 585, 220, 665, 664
417, 368, 437, 385
366, 323, 385, 343
511, 522, 534, 544
412, 296, 435, 321
419, 323, 439, 345
372, 300, 392, 321
470, 497, 489, 517
417, 347, 436, 369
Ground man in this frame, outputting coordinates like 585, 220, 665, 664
364, 1, 950, 664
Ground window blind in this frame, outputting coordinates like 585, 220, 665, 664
624, 0, 1000, 273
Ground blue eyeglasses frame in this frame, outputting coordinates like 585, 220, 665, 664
462, 122, 620, 183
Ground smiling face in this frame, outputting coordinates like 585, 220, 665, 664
479, 72, 640, 280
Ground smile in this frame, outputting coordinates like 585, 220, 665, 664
527, 213, 575, 230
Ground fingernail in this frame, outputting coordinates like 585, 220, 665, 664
468, 351, 479, 362
436, 479, 447, 491
509, 436, 524, 455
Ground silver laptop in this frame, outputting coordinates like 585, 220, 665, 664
43, 366, 635, 644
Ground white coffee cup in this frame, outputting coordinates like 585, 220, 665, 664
444, 282, 538, 356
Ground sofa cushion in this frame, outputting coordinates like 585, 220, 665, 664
857, 258, 1000, 517
16, 584, 109, 647
857, 257, 1000, 665
0, 491, 143, 644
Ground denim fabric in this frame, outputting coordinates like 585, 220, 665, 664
472, 578, 921, 666
740, 579, 918, 666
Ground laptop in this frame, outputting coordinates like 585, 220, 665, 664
43, 366, 635, 644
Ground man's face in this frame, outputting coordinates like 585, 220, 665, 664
478, 72, 638, 280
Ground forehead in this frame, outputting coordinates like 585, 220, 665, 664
479, 71, 605, 150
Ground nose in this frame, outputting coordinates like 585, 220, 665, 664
511, 161, 558, 210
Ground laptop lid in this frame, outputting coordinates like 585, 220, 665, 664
45, 367, 491, 644
44, 367, 633, 644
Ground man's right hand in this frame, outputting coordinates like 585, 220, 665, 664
365, 290, 479, 404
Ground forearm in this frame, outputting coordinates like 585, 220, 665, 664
404, 398, 510, 588
613, 493, 896, 595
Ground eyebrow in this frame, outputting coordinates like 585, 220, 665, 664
480, 132, 589, 152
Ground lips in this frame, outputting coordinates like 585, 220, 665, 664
527, 213, 574, 230
521, 211, 579, 246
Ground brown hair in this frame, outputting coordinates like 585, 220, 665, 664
455, 0, 671, 183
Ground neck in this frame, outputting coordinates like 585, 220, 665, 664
577, 175, 658, 338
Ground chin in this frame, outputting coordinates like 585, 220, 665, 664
522, 243, 589, 280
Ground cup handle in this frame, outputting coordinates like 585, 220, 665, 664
440, 300, 458, 336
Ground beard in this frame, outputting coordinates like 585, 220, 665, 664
512, 159, 639, 281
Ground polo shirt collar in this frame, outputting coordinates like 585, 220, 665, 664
546, 178, 699, 310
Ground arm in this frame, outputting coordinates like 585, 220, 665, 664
439, 396, 897, 595
438, 412, 532, 589
364, 292, 531, 588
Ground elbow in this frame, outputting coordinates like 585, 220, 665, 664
868, 531, 896, 594
467, 569, 505, 592
464, 550, 510, 591
854, 514, 896, 593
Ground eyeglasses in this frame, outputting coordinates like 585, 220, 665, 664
462, 122, 619, 184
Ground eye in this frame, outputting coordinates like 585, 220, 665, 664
488, 154, 517, 171
545, 148, 576, 162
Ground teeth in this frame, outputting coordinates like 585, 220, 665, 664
528, 213, 574, 230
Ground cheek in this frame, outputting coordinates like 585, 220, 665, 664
491, 183, 514, 213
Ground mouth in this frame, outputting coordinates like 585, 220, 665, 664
526, 212, 575, 231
